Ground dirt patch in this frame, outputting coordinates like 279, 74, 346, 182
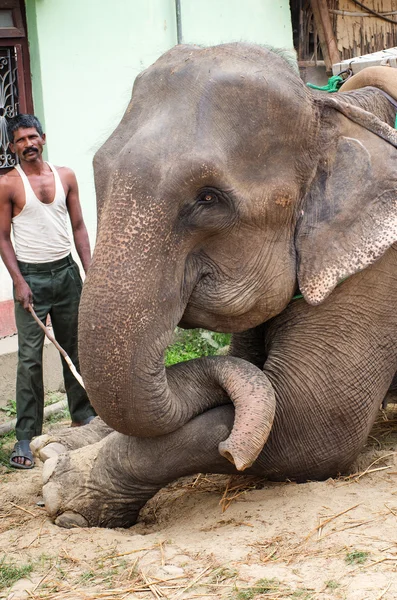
1, 406, 397, 600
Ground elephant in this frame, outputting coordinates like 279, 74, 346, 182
34, 44, 397, 529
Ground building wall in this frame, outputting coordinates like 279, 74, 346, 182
182, 0, 293, 48
0, 0, 293, 308
335, 0, 397, 59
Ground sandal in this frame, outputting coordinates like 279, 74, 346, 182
10, 440, 34, 469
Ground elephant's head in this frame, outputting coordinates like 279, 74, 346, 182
79, 44, 397, 470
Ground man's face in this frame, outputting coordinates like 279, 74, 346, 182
9, 127, 46, 162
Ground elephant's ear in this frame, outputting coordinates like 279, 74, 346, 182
295, 106, 397, 306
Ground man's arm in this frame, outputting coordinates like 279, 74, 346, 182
0, 180, 32, 309
64, 169, 91, 274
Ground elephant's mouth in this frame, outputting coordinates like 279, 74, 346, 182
179, 250, 297, 332
178, 268, 261, 332
178, 308, 265, 333
179, 284, 282, 333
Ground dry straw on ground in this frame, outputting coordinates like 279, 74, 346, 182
1, 402, 397, 599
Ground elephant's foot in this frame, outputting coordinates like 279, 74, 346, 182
43, 406, 243, 529
43, 433, 161, 528
31, 416, 113, 462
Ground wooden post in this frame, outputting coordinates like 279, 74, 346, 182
310, 0, 340, 72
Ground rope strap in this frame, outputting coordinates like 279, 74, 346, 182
306, 75, 344, 93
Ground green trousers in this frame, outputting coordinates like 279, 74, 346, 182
14, 254, 96, 441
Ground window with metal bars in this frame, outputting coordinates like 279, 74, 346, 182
0, 45, 18, 168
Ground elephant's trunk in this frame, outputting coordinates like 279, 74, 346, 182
168, 357, 276, 470
79, 204, 275, 470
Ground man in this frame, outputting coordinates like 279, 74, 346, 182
0, 114, 96, 469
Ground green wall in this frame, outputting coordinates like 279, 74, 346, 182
0, 0, 293, 300
24, 1, 45, 135
25, 0, 177, 244
25, 0, 293, 237
181, 0, 293, 48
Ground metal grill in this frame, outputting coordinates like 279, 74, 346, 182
0, 46, 18, 168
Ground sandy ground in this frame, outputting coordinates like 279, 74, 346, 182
1, 404, 397, 600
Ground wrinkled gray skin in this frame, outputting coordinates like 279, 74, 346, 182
40, 44, 397, 528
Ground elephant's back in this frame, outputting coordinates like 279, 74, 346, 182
339, 66, 397, 101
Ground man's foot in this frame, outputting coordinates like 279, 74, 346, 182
10, 440, 34, 469
70, 415, 96, 428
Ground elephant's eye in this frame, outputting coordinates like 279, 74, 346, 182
196, 190, 218, 205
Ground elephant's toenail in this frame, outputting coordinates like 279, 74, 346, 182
55, 511, 88, 528
30, 434, 51, 454
42, 481, 61, 516
42, 455, 59, 484
40, 442, 67, 463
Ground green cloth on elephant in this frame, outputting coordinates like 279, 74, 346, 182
13, 254, 96, 441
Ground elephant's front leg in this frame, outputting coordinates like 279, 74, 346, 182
43, 406, 239, 529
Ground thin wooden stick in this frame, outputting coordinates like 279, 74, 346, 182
367, 557, 394, 569
25, 517, 47, 549
127, 557, 139, 581
345, 453, 395, 481
28, 304, 85, 389
107, 545, 157, 559
159, 540, 165, 566
9, 501, 36, 517
376, 581, 392, 600
304, 503, 361, 541
140, 570, 164, 599
172, 566, 212, 599
385, 504, 397, 517
319, 516, 379, 540
31, 564, 55, 593
261, 548, 278, 563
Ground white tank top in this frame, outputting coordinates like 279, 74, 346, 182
11, 162, 71, 263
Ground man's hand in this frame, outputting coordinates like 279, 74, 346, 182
14, 278, 33, 310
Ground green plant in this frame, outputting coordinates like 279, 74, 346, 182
345, 550, 369, 565
0, 399, 17, 418
255, 578, 279, 593
100, 569, 116, 587
57, 567, 67, 579
165, 328, 231, 366
44, 392, 66, 406
233, 578, 279, 599
325, 580, 340, 590
37, 554, 54, 569
211, 566, 238, 583
235, 590, 255, 600
292, 589, 314, 599
0, 431, 17, 469
0, 446, 11, 469
80, 570, 96, 584
0, 556, 33, 591
45, 406, 70, 425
